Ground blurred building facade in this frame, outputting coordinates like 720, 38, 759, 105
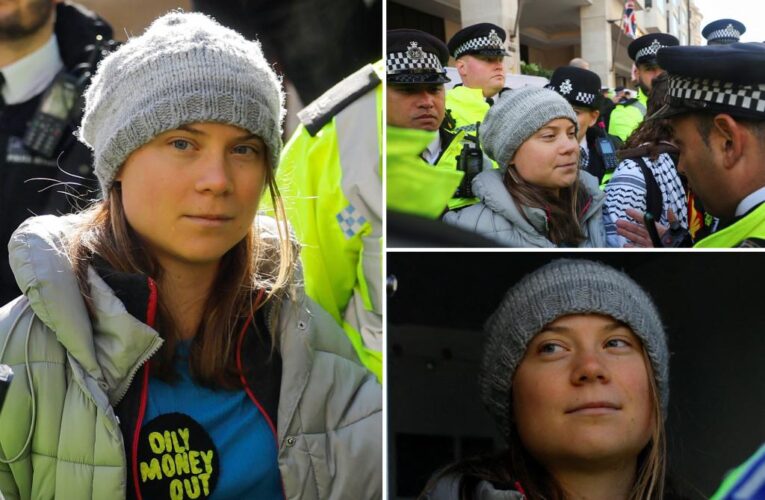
389, 0, 702, 88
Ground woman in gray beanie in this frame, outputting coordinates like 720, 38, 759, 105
0, 12, 380, 500
443, 87, 607, 247
422, 259, 671, 500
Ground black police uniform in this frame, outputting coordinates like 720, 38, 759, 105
702, 19, 746, 45
654, 42, 765, 247
546, 65, 622, 185
0, 3, 116, 304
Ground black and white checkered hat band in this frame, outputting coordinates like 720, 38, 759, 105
575, 92, 597, 105
669, 75, 765, 114
454, 36, 504, 58
387, 51, 445, 75
635, 43, 665, 61
707, 27, 741, 41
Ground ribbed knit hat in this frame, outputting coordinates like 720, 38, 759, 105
480, 259, 669, 441
480, 86, 577, 169
78, 11, 285, 196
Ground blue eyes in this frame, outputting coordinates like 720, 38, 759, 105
171, 139, 192, 150
169, 140, 260, 156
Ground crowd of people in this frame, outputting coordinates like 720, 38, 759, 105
386, 19, 765, 248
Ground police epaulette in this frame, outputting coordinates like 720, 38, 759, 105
298, 63, 381, 136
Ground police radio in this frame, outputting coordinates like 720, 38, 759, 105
455, 125, 483, 198
23, 72, 81, 158
595, 135, 619, 173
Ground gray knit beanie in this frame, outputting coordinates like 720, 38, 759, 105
480, 259, 669, 441
78, 11, 285, 196
480, 86, 577, 169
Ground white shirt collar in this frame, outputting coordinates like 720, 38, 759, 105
421, 133, 442, 165
579, 136, 589, 153
735, 186, 765, 217
1, 35, 64, 105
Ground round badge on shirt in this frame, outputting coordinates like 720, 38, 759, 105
136, 412, 220, 499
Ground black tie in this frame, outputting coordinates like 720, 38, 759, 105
0, 72, 5, 108
580, 146, 589, 169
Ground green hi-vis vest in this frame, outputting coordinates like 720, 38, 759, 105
387, 125, 463, 218
446, 85, 490, 134
608, 88, 648, 142
695, 202, 765, 248
275, 61, 383, 380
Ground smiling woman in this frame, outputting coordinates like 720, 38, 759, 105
0, 11, 381, 500
421, 259, 668, 500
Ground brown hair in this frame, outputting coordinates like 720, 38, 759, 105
423, 341, 666, 500
67, 153, 296, 388
622, 73, 675, 161
503, 166, 590, 246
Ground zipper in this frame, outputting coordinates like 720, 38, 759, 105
236, 290, 287, 500
112, 277, 163, 407
131, 276, 160, 500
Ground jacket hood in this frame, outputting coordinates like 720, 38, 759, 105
8, 214, 162, 404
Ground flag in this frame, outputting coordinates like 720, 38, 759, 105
623, 0, 637, 39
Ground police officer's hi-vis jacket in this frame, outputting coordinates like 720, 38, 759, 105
275, 62, 382, 380
608, 88, 648, 143
445, 85, 490, 134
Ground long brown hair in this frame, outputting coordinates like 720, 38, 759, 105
67, 154, 296, 388
423, 346, 666, 500
622, 73, 675, 161
503, 166, 590, 246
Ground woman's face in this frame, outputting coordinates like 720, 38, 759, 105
116, 122, 267, 270
512, 118, 579, 196
512, 314, 654, 472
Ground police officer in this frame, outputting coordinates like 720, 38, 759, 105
276, 60, 383, 379
445, 23, 509, 134
608, 33, 679, 142
702, 19, 746, 45
652, 42, 765, 247
0, 1, 115, 305
546, 65, 622, 185
387, 29, 488, 211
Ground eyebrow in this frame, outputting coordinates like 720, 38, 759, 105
176, 124, 261, 142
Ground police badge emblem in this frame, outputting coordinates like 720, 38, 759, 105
560, 79, 573, 95
406, 41, 425, 61
649, 39, 662, 53
488, 29, 503, 48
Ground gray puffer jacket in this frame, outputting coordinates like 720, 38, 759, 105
443, 169, 606, 247
0, 214, 382, 500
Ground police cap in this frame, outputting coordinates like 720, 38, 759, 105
703, 19, 746, 45
546, 66, 602, 110
652, 43, 765, 122
628, 33, 679, 66
387, 29, 450, 85
447, 23, 509, 59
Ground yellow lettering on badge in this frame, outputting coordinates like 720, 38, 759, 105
200, 450, 214, 474
148, 432, 165, 454
161, 453, 176, 477
140, 458, 162, 482
188, 450, 202, 475
184, 476, 201, 498
170, 478, 184, 500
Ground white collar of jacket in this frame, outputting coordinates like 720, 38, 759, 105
1, 34, 64, 105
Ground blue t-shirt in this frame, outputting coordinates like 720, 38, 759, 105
136, 341, 282, 499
